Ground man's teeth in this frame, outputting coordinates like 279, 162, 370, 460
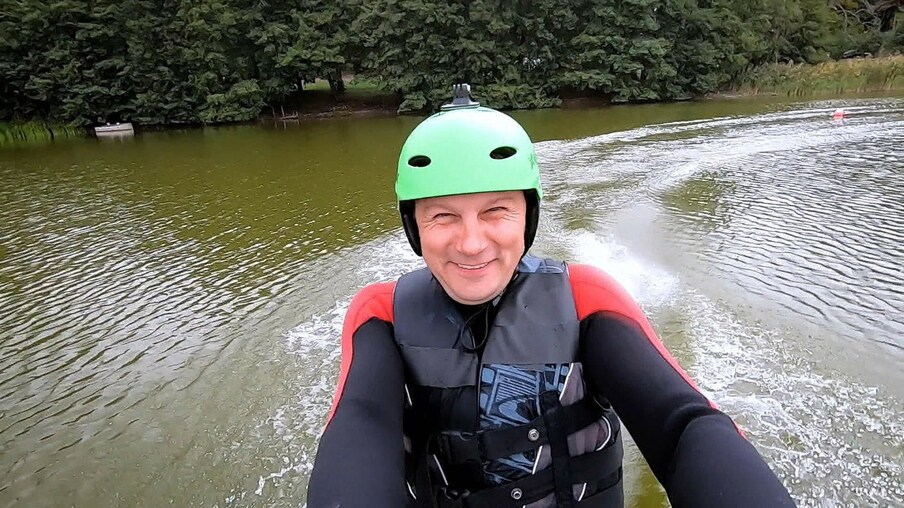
457, 262, 489, 270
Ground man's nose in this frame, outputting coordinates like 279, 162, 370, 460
458, 216, 487, 256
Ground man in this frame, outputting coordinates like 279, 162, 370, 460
308, 85, 795, 507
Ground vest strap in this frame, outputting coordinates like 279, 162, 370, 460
435, 396, 605, 463
540, 390, 574, 507
413, 441, 439, 508
433, 441, 623, 508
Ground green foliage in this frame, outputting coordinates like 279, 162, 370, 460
351, 0, 575, 112
199, 80, 265, 124
558, 0, 752, 101
0, 0, 353, 125
1, 0, 901, 124
476, 83, 561, 110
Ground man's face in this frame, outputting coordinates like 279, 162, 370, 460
415, 191, 526, 305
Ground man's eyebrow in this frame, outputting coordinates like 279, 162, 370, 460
419, 203, 452, 213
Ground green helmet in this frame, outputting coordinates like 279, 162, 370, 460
396, 85, 543, 256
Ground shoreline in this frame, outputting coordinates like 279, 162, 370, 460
3, 84, 902, 147
259, 86, 904, 123
706, 87, 904, 101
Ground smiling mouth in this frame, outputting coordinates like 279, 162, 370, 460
455, 262, 490, 270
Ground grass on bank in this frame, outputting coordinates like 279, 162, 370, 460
303, 77, 384, 95
0, 121, 83, 148
279, 76, 397, 115
736, 55, 904, 96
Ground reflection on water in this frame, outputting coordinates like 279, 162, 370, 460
1, 96, 902, 508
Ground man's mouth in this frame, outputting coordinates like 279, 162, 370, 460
455, 262, 490, 270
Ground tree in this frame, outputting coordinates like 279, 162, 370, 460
0, 0, 899, 124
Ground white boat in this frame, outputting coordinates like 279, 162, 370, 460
94, 122, 134, 136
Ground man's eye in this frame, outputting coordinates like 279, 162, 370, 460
486, 207, 507, 213
433, 213, 452, 220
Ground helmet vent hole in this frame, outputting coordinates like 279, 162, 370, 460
490, 147, 517, 160
408, 155, 431, 167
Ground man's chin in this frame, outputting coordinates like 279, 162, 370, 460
447, 286, 496, 306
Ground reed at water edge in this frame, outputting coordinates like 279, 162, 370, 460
735, 55, 904, 96
0, 121, 84, 148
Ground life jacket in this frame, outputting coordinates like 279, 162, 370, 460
393, 256, 624, 508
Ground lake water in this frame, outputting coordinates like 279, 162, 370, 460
1, 94, 902, 507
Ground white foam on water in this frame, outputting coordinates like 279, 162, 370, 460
245, 232, 423, 502
240, 98, 903, 506
539, 100, 904, 209
547, 220, 902, 506
256, 224, 682, 504
550, 210, 903, 506
568, 231, 678, 310
537, 104, 904, 506
677, 291, 903, 507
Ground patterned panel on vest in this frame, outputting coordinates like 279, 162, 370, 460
479, 363, 571, 485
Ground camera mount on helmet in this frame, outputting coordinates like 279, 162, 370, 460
440, 83, 480, 111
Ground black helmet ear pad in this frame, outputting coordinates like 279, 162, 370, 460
523, 189, 540, 253
399, 200, 422, 256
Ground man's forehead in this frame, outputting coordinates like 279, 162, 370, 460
417, 191, 523, 209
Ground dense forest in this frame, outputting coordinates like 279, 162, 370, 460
1, 0, 901, 125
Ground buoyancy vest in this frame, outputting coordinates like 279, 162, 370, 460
393, 256, 624, 508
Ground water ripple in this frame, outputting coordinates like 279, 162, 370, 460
537, 96, 904, 505
2, 97, 901, 507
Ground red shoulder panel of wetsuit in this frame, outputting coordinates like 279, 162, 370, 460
567, 263, 717, 410
325, 281, 396, 425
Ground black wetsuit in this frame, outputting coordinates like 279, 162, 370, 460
307, 264, 795, 507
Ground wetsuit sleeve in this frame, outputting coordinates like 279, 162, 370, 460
569, 264, 795, 507
307, 283, 407, 508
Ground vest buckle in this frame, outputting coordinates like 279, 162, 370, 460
441, 487, 471, 500
435, 431, 483, 464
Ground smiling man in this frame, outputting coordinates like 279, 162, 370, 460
307, 85, 795, 507
416, 191, 527, 305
